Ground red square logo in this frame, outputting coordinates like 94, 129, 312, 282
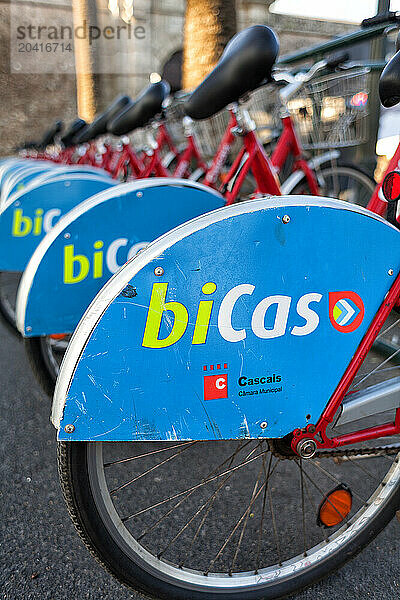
204, 373, 228, 401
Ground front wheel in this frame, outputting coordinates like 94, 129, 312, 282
291, 162, 376, 208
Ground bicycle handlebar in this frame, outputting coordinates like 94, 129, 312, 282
361, 11, 399, 28
278, 52, 350, 103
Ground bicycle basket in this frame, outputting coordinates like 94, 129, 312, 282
130, 125, 151, 151
288, 68, 371, 150
192, 108, 242, 161
244, 82, 282, 145
163, 94, 189, 147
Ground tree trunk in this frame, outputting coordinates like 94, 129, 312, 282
182, 0, 237, 91
71, 0, 100, 121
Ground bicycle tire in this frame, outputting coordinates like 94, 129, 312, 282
25, 335, 68, 397
0, 271, 22, 336
57, 436, 400, 600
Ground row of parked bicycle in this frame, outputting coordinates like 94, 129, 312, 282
4, 14, 400, 600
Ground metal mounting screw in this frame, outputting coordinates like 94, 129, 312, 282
282, 215, 290, 224
296, 438, 317, 459
26, 326, 32, 332
154, 266, 164, 276
136, 191, 143, 198
260, 421, 268, 429
64, 232, 70, 239
388, 269, 394, 276
64, 424, 75, 434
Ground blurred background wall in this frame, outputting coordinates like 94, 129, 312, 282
0, 0, 358, 156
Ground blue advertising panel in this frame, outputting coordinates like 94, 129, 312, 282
1, 164, 111, 204
17, 180, 225, 336
6, 164, 112, 196
0, 163, 53, 200
0, 174, 116, 271
53, 197, 400, 442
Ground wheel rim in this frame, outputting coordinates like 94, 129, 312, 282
315, 166, 375, 207
293, 165, 375, 208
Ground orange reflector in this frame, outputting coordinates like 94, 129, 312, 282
49, 334, 67, 340
317, 485, 352, 528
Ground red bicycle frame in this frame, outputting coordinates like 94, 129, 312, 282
212, 110, 319, 205
111, 122, 180, 180
291, 270, 400, 453
172, 134, 208, 178
202, 112, 238, 186
271, 116, 319, 195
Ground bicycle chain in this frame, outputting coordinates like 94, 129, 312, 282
268, 440, 400, 460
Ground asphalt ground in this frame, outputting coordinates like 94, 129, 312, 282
1, 317, 400, 600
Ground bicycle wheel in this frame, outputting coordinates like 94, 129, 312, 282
25, 334, 70, 397
58, 317, 400, 600
291, 162, 375, 208
0, 271, 22, 334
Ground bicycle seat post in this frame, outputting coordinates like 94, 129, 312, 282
182, 115, 195, 138
231, 103, 256, 136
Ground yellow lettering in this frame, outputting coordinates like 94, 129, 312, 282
63, 244, 90, 284
12, 208, 32, 237
142, 282, 188, 348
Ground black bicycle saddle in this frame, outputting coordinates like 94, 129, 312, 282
107, 80, 171, 136
184, 25, 279, 120
379, 32, 400, 108
60, 118, 87, 147
39, 120, 64, 148
74, 95, 131, 144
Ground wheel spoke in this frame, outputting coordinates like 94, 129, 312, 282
122, 445, 265, 522
139, 441, 251, 547
294, 460, 350, 526
255, 453, 271, 573
104, 441, 194, 467
111, 441, 197, 495
205, 458, 279, 575
354, 347, 400, 387
230, 462, 264, 573
299, 459, 307, 557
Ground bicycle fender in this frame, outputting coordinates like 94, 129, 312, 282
16, 179, 225, 337
52, 195, 400, 442
0, 174, 115, 271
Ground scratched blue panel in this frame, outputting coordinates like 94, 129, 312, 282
59, 203, 400, 441
21, 184, 225, 336
0, 176, 115, 270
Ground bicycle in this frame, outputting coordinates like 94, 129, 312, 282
50, 32, 400, 600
